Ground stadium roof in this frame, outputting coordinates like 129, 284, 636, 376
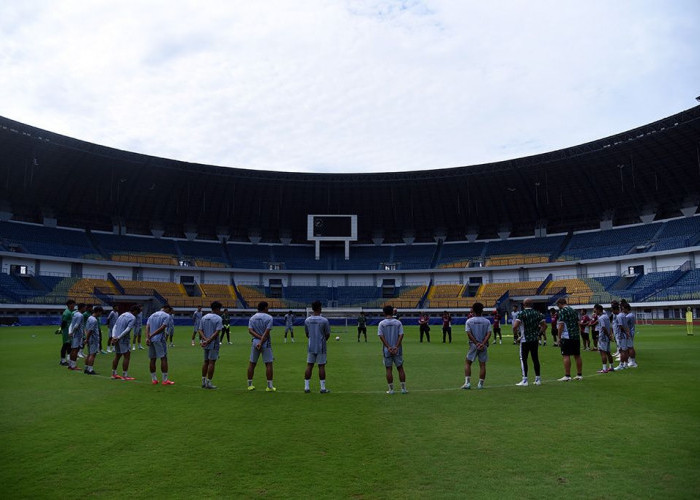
1, 106, 699, 243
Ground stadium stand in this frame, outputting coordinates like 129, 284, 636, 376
437, 242, 486, 268
0, 274, 42, 302
270, 246, 329, 270
24, 277, 81, 305
428, 283, 473, 308
69, 278, 119, 304
581, 277, 618, 304
336, 245, 391, 270
393, 285, 428, 308
615, 270, 684, 302
650, 216, 700, 252
560, 224, 660, 260
484, 235, 565, 266
650, 269, 700, 301
176, 240, 230, 267
199, 283, 237, 301
392, 244, 436, 270
335, 286, 381, 306
545, 279, 592, 305
284, 286, 332, 306
237, 285, 286, 309
0, 221, 99, 259
477, 280, 543, 307
109, 279, 206, 307
91, 232, 178, 265
228, 243, 269, 269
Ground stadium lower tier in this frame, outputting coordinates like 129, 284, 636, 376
1, 270, 698, 310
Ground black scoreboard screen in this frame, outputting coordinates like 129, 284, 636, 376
312, 216, 351, 237
307, 215, 357, 241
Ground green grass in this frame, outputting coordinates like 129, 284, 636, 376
1, 324, 699, 498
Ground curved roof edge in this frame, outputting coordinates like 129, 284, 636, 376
2, 105, 699, 180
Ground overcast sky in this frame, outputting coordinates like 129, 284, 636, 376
1, 0, 698, 173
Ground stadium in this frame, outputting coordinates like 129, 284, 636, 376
2, 2, 700, 497
1, 106, 699, 322
1, 105, 700, 497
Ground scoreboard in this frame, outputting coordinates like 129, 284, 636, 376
307, 215, 358, 241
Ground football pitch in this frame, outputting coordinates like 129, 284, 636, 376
1, 324, 699, 499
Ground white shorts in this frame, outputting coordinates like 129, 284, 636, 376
307, 352, 327, 365
149, 341, 168, 359
466, 344, 488, 363
616, 335, 629, 350
250, 345, 274, 364
383, 354, 403, 368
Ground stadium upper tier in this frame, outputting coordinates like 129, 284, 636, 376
1, 216, 698, 270
1, 106, 699, 243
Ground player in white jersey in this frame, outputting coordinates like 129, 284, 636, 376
247, 301, 275, 392
166, 308, 175, 347
110, 304, 139, 380
593, 304, 614, 373
191, 306, 203, 346
105, 306, 118, 353
131, 309, 144, 351
284, 310, 296, 343
67, 303, 87, 371
146, 305, 175, 385
462, 302, 492, 390
200, 302, 223, 389
378, 305, 407, 394
304, 301, 331, 393
83, 306, 103, 375
611, 301, 630, 371
621, 301, 638, 368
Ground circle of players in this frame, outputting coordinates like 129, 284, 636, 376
56, 296, 639, 393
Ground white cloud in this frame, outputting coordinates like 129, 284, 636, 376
1, 0, 698, 173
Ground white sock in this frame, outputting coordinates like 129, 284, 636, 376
123, 371, 128, 377
630, 357, 635, 363
87, 365, 93, 372
320, 379, 326, 390
267, 380, 273, 388
202, 376, 207, 385
522, 377, 528, 383
248, 379, 253, 386
388, 383, 394, 391
112, 369, 117, 376
151, 372, 157, 381
304, 379, 310, 390
465, 376, 470, 385
163, 372, 168, 381
70, 360, 76, 368
535, 376, 541, 382
400, 382, 406, 390
205, 378, 210, 386
478, 379, 484, 387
